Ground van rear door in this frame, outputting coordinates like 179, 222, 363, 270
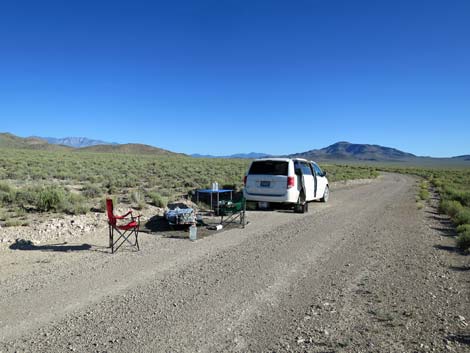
294, 160, 315, 201
245, 160, 289, 196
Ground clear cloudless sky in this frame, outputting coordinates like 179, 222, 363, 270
0, 0, 469, 156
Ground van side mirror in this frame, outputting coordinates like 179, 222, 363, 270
322, 171, 327, 177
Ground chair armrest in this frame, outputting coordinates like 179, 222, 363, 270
115, 210, 133, 219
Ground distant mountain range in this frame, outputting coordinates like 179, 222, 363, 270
1, 132, 469, 165
191, 152, 271, 159
0, 133, 71, 151
38, 136, 117, 148
0, 133, 179, 156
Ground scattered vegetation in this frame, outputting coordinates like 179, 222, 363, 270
381, 166, 470, 252
322, 164, 380, 181
418, 180, 430, 201
0, 148, 379, 227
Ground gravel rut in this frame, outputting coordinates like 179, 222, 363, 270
0, 173, 469, 352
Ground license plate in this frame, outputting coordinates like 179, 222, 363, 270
260, 181, 270, 187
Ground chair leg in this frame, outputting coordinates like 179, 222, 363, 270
109, 227, 115, 253
110, 227, 140, 254
111, 228, 115, 254
135, 228, 140, 251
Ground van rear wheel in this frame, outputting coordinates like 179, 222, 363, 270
294, 193, 308, 213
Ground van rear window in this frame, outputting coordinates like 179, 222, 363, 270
249, 161, 288, 176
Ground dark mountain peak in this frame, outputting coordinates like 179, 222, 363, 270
290, 141, 416, 161
320, 141, 415, 159
452, 155, 470, 161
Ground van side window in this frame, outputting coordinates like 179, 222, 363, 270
301, 162, 313, 175
312, 163, 323, 176
294, 161, 302, 175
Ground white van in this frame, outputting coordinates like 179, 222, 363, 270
243, 158, 329, 213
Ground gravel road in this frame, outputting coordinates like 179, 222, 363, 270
0, 173, 469, 353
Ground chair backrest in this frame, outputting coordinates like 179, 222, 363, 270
106, 198, 116, 225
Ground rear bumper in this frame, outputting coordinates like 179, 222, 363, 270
243, 189, 299, 204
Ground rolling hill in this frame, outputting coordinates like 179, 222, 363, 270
0, 133, 180, 156
75, 143, 181, 156
0, 133, 71, 151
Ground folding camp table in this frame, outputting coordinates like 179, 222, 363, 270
196, 189, 233, 210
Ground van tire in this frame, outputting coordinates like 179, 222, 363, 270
294, 193, 308, 213
321, 186, 330, 202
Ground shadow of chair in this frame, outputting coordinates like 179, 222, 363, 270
10, 239, 91, 252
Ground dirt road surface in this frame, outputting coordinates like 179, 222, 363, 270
0, 173, 469, 352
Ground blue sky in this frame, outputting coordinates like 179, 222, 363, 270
0, 0, 469, 157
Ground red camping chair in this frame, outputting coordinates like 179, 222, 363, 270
106, 198, 141, 253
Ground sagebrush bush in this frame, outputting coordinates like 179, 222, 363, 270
130, 190, 146, 210
82, 183, 102, 198
443, 187, 470, 207
456, 229, 470, 251
456, 224, 470, 234
0, 182, 12, 193
453, 208, 470, 226
36, 186, 67, 212
439, 200, 463, 218
15, 187, 43, 209
65, 193, 88, 215
147, 191, 167, 208
419, 188, 430, 200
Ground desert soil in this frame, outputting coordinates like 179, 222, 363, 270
0, 173, 469, 353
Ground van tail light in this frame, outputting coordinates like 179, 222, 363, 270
287, 176, 295, 189
243, 176, 247, 186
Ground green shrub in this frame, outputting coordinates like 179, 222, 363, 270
65, 194, 88, 215
130, 191, 146, 210
419, 188, 430, 200
82, 183, 102, 198
456, 224, 470, 234
0, 182, 15, 205
36, 186, 67, 212
443, 187, 470, 207
14, 187, 39, 208
456, 229, 470, 252
439, 200, 463, 218
0, 182, 12, 193
453, 208, 470, 226
147, 191, 167, 208
431, 178, 444, 188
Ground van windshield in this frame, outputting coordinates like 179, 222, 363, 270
249, 161, 288, 176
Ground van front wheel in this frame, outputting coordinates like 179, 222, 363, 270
321, 186, 330, 202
